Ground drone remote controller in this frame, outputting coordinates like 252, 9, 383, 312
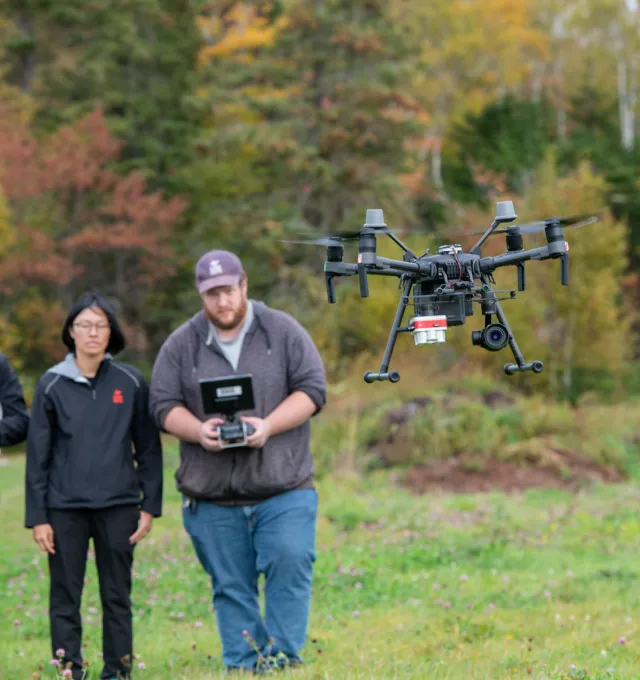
217, 419, 255, 449
283, 201, 598, 384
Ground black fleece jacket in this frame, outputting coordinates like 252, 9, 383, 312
25, 354, 163, 528
0, 353, 29, 448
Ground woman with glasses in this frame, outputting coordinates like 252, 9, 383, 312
25, 292, 163, 680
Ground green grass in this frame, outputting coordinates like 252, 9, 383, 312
3, 453, 640, 680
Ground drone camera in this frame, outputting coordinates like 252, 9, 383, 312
472, 323, 509, 352
411, 315, 448, 345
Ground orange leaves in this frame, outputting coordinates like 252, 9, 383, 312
0, 105, 121, 201
0, 230, 81, 293
0, 106, 187, 292
41, 108, 122, 194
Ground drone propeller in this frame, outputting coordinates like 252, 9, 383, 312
471, 214, 600, 236
279, 236, 356, 247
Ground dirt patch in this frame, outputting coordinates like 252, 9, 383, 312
403, 447, 624, 495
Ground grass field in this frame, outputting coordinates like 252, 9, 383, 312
3, 449, 640, 680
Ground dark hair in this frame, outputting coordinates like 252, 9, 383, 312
62, 292, 126, 355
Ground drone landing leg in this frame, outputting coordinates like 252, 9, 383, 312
480, 275, 544, 376
364, 278, 412, 383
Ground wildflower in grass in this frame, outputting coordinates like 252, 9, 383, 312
618, 636, 627, 644
352, 610, 360, 617
138, 661, 146, 669
50, 660, 59, 667
460, 574, 469, 582
544, 590, 551, 598
62, 671, 72, 679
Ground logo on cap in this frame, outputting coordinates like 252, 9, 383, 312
208, 259, 223, 276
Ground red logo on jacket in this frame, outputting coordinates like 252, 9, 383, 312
112, 389, 124, 404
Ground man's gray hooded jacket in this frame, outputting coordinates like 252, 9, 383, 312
149, 301, 327, 504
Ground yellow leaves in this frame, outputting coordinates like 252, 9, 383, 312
199, 23, 277, 61
196, 4, 287, 66
240, 84, 300, 102
394, 0, 549, 133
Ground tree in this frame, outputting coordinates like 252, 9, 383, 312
0, 104, 186, 373
184, 0, 429, 336
0, 0, 203, 190
483, 155, 633, 401
389, 0, 549, 194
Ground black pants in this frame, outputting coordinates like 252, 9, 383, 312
48, 505, 140, 680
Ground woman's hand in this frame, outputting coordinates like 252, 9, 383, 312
33, 523, 55, 554
129, 511, 153, 544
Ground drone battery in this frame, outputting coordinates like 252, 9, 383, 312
411, 315, 448, 345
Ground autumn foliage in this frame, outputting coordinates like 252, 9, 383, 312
0, 104, 186, 369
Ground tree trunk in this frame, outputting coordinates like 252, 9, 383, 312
431, 138, 443, 190
618, 57, 636, 151
16, 9, 37, 93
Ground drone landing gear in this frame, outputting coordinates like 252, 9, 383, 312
363, 278, 413, 383
497, 307, 544, 376
479, 276, 544, 376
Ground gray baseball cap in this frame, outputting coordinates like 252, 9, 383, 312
195, 250, 243, 293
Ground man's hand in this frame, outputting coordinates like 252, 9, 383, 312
33, 523, 55, 554
198, 418, 225, 451
129, 511, 154, 544
241, 416, 271, 449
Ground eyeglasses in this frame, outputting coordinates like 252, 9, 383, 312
73, 322, 110, 333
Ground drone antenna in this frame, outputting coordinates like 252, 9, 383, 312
386, 231, 418, 260
470, 201, 517, 255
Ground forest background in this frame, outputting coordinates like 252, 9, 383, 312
1, 0, 640, 406
5, 3, 640, 677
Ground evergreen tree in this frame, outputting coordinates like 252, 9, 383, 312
187, 0, 427, 321
0, 0, 203, 190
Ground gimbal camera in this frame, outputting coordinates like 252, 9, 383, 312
283, 202, 598, 384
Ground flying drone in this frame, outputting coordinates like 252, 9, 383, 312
283, 202, 599, 384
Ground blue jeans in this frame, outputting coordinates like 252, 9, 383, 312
182, 488, 318, 670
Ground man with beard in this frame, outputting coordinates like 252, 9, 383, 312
149, 250, 326, 675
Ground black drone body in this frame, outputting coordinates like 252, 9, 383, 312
286, 202, 598, 384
